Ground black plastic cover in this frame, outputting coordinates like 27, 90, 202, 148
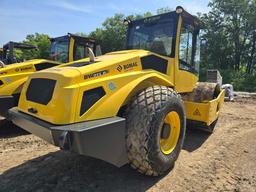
141, 55, 168, 74
26, 78, 56, 105
80, 87, 105, 116
35, 63, 57, 71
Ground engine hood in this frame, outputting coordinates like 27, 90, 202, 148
16, 49, 172, 124
34, 49, 151, 83
0, 59, 59, 76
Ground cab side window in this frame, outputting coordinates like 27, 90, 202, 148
74, 44, 87, 60
194, 32, 200, 74
50, 40, 69, 63
179, 25, 193, 71
179, 23, 200, 74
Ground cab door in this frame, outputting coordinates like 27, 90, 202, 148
175, 17, 200, 93
73, 41, 88, 61
69, 37, 94, 62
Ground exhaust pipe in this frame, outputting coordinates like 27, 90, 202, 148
0, 61, 6, 68
87, 47, 95, 62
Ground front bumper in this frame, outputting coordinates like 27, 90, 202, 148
0, 96, 15, 118
9, 108, 128, 167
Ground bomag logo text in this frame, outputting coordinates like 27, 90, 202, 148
124, 62, 138, 70
21, 67, 32, 71
15, 67, 33, 72
117, 62, 138, 72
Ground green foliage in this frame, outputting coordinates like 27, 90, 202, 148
90, 14, 129, 53
13, 49, 23, 61
13, 4, 255, 92
90, 14, 127, 53
200, 0, 256, 91
74, 32, 87, 37
21, 33, 51, 60
220, 70, 256, 92
89, 12, 153, 54
157, 7, 173, 14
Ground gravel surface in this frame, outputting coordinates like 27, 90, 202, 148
0, 97, 256, 192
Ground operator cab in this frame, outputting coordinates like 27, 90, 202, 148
126, 13, 177, 57
126, 6, 202, 76
1, 42, 37, 65
50, 33, 102, 63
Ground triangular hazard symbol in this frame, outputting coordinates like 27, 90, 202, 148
193, 108, 201, 116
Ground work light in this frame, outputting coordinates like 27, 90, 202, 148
176, 6, 184, 14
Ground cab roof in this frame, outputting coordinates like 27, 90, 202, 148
129, 6, 203, 29
3, 41, 37, 50
51, 33, 98, 44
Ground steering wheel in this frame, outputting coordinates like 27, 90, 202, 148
0, 60, 5, 68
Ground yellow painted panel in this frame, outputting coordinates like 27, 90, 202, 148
184, 90, 225, 125
175, 70, 198, 93
69, 37, 75, 62
0, 59, 59, 96
76, 72, 173, 123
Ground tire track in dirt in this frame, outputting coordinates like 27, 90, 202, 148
0, 98, 255, 192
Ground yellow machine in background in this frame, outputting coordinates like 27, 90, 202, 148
1, 41, 37, 65
9, 7, 224, 176
0, 33, 100, 123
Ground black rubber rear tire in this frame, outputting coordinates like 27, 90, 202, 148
125, 86, 186, 176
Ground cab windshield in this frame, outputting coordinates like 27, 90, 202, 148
50, 39, 69, 63
127, 12, 178, 57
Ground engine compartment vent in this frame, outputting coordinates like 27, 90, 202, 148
80, 87, 106, 116
26, 78, 56, 105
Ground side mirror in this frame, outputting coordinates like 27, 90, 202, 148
123, 19, 131, 26
0, 60, 6, 68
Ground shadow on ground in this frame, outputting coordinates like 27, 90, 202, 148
0, 125, 214, 191
0, 151, 161, 192
183, 127, 211, 152
0, 122, 29, 138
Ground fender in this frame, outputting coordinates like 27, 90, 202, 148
0, 76, 27, 96
77, 71, 174, 122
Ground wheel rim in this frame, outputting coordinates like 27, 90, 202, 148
160, 111, 181, 155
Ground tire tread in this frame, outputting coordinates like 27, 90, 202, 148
126, 86, 182, 176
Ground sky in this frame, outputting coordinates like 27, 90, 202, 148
0, 0, 210, 45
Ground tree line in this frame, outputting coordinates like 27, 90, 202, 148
200, 0, 256, 91
12, 1, 256, 91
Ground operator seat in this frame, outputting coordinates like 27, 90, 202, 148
151, 40, 167, 56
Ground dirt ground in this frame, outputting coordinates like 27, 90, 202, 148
0, 97, 256, 192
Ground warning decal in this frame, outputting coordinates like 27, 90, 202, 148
193, 108, 201, 116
